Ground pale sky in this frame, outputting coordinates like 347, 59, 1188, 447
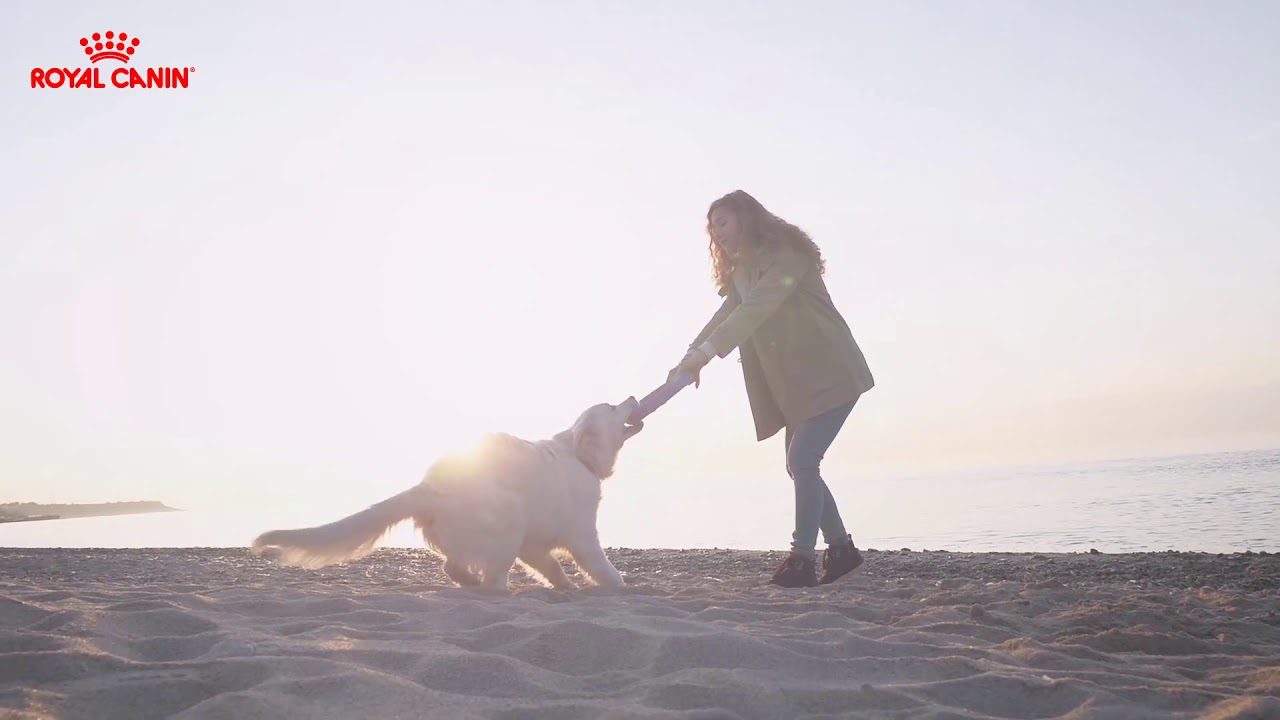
2, 1, 1278, 530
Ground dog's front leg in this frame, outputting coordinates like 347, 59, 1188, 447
519, 552, 575, 590
442, 557, 481, 587
567, 537, 626, 588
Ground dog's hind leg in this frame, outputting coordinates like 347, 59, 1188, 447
519, 551, 574, 590
472, 544, 518, 590
479, 564, 511, 590
565, 537, 626, 588
442, 557, 481, 586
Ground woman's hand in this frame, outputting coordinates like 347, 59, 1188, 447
666, 364, 699, 388
668, 347, 712, 388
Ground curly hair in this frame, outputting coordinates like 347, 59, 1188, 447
706, 190, 826, 293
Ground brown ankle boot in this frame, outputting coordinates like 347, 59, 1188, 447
769, 553, 817, 588
820, 537, 864, 585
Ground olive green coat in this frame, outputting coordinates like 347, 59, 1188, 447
687, 247, 875, 441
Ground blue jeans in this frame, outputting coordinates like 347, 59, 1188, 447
784, 399, 857, 560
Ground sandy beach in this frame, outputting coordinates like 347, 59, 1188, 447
1, 548, 1277, 719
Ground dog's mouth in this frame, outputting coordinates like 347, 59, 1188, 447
622, 420, 644, 440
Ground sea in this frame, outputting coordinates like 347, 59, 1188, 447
2, 448, 1277, 554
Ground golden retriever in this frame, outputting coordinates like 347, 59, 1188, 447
250, 398, 642, 590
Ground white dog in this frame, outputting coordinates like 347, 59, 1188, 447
251, 398, 643, 590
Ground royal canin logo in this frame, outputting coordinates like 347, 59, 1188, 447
31, 31, 194, 89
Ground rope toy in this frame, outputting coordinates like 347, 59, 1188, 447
624, 370, 696, 436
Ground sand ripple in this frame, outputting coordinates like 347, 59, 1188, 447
0, 548, 1277, 719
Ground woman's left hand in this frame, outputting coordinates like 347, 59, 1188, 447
674, 347, 712, 382
667, 363, 700, 388
680, 347, 711, 369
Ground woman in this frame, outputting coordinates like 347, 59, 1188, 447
671, 190, 875, 588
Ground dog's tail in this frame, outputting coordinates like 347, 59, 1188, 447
250, 485, 427, 569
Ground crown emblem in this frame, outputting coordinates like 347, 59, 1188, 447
80, 31, 140, 64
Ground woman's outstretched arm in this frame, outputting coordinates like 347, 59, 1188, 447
701, 248, 809, 358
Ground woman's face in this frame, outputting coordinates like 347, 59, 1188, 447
710, 206, 743, 255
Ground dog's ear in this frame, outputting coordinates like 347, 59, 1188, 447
572, 418, 617, 479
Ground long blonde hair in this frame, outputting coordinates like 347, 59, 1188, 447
706, 190, 825, 293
